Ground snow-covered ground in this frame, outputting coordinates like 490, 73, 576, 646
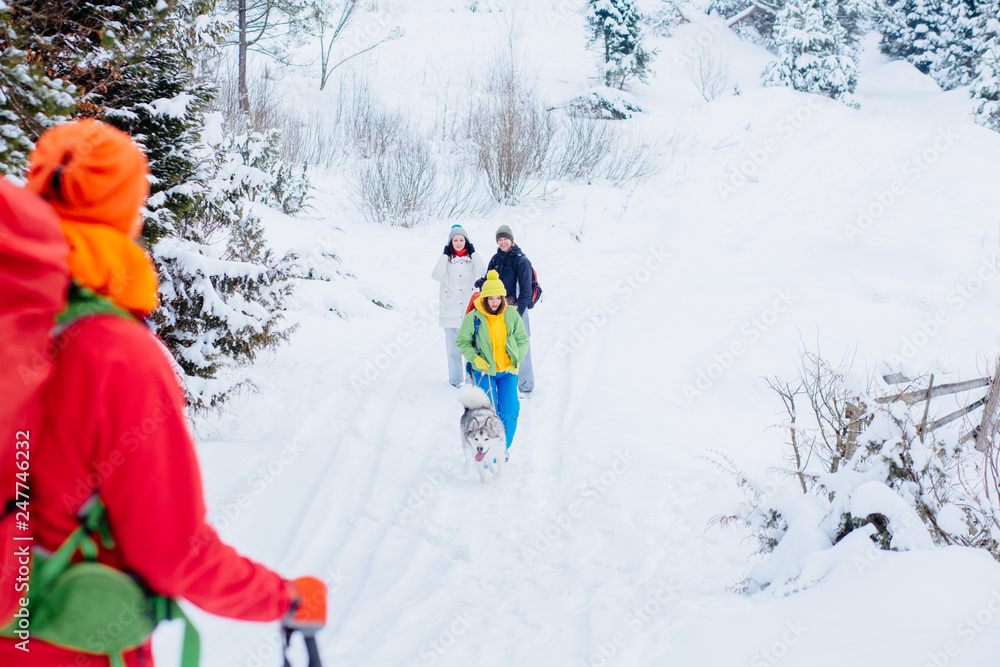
158, 2, 1000, 665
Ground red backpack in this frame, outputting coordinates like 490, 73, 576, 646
466, 267, 543, 315
528, 267, 542, 308
0, 180, 70, 624
465, 291, 481, 315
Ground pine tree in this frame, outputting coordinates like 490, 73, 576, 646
710, 0, 782, 44
762, 0, 860, 106
880, 0, 977, 89
107, 5, 298, 408
0, 1, 299, 408
586, 0, 655, 89
0, 3, 87, 176
971, 0, 1000, 130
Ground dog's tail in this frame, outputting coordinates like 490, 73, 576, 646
458, 384, 493, 411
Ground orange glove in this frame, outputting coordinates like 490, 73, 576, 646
284, 576, 327, 635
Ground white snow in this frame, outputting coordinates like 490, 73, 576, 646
153, 2, 1000, 666
144, 92, 196, 119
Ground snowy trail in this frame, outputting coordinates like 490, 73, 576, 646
157, 17, 1000, 664
176, 164, 1000, 666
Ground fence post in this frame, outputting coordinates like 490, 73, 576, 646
919, 374, 934, 443
975, 358, 1000, 454
844, 401, 864, 462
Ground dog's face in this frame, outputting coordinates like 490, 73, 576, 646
465, 415, 503, 462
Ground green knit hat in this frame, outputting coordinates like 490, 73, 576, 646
495, 225, 514, 243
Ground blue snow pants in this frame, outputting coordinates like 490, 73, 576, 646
471, 370, 519, 449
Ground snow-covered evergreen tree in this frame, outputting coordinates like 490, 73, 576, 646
837, 0, 873, 48
971, 0, 1000, 130
586, 0, 655, 89
0, 1, 299, 408
762, 0, 860, 106
153, 118, 297, 406
709, 0, 782, 44
647, 0, 688, 37
114, 6, 298, 408
880, 0, 977, 89
0, 4, 87, 176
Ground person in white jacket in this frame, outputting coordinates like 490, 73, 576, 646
432, 224, 487, 386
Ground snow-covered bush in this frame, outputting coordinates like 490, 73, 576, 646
280, 102, 348, 169
211, 67, 314, 213
564, 87, 644, 120
602, 126, 674, 184
271, 160, 312, 214
222, 127, 312, 215
762, 0, 859, 106
717, 352, 1000, 594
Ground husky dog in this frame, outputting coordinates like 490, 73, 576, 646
458, 385, 506, 484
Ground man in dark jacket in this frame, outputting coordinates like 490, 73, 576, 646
476, 225, 534, 393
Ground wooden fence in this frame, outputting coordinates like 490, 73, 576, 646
880, 359, 1000, 453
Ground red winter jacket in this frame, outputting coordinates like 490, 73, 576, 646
0, 313, 293, 666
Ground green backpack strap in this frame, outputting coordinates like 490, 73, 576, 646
148, 596, 201, 667
30, 496, 108, 591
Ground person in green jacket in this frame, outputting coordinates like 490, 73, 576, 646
456, 270, 530, 457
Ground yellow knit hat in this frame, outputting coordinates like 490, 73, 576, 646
480, 270, 506, 298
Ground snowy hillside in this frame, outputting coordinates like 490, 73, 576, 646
156, 2, 1000, 666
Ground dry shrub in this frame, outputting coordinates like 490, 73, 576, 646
354, 135, 437, 226
214, 64, 348, 169
432, 161, 496, 219
348, 81, 406, 159
547, 114, 615, 181
603, 126, 675, 185
684, 43, 735, 103
470, 60, 555, 205
280, 104, 347, 170
544, 113, 677, 186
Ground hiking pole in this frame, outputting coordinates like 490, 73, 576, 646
282, 628, 323, 667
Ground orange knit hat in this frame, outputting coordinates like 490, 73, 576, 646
25, 120, 159, 315
26, 119, 151, 237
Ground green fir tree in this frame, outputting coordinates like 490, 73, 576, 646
586, 0, 655, 89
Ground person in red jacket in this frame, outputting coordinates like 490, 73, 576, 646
0, 120, 326, 666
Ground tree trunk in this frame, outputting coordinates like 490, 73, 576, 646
238, 0, 249, 112
319, 30, 329, 91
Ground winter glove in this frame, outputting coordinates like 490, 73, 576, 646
466, 241, 476, 254
443, 244, 452, 255
283, 576, 327, 635
473, 357, 490, 371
